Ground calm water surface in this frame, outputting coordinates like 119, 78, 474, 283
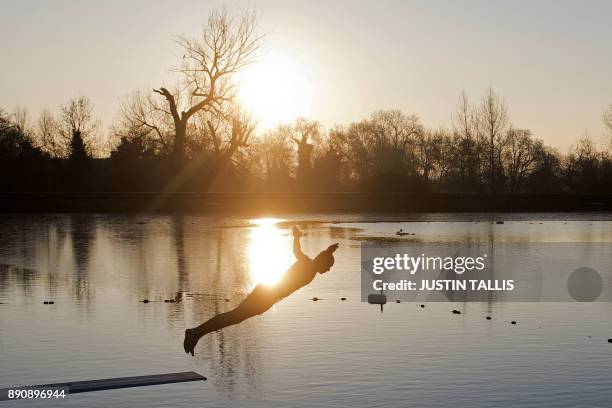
1, 213, 612, 407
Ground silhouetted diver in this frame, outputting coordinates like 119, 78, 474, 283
183, 226, 339, 355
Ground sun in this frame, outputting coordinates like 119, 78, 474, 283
237, 51, 313, 130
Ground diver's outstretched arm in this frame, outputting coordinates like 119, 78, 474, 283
292, 226, 307, 260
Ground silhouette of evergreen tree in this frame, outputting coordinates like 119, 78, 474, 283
66, 130, 91, 190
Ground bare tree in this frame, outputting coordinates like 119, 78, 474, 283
259, 124, 295, 189
117, 89, 175, 155
418, 128, 448, 183
451, 92, 483, 189
36, 110, 66, 158
369, 110, 423, 176
503, 129, 543, 192
450, 93, 477, 185
59, 96, 100, 157
292, 118, 321, 187
11, 106, 32, 137
604, 104, 612, 137
201, 109, 255, 189
564, 135, 602, 192
477, 88, 509, 191
452, 91, 477, 141
153, 7, 261, 165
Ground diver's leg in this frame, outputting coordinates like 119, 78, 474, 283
194, 307, 251, 336
183, 303, 254, 355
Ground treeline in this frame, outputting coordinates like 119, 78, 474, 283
2, 6, 612, 194
2, 88, 612, 194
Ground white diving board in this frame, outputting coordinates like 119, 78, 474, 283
0, 371, 206, 401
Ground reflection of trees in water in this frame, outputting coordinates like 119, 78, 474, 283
0, 215, 69, 302
329, 225, 362, 241
44, 220, 65, 302
0, 264, 39, 301
172, 215, 189, 291
2, 216, 271, 393
183, 226, 261, 395
201, 299, 261, 396
68, 215, 96, 307
429, 225, 497, 304
157, 221, 261, 394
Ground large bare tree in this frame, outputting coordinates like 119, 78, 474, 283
153, 7, 261, 165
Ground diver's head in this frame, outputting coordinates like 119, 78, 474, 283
313, 243, 340, 273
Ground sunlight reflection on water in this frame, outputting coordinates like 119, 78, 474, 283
247, 217, 293, 288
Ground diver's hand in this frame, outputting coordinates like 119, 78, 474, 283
326, 243, 340, 253
292, 226, 302, 238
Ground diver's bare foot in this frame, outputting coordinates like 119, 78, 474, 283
183, 329, 199, 356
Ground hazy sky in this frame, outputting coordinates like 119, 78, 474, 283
1, 0, 612, 151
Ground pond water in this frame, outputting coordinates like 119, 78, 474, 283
1, 213, 612, 407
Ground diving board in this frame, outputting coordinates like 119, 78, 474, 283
0, 371, 206, 401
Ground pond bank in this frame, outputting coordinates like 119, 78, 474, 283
1, 192, 612, 214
